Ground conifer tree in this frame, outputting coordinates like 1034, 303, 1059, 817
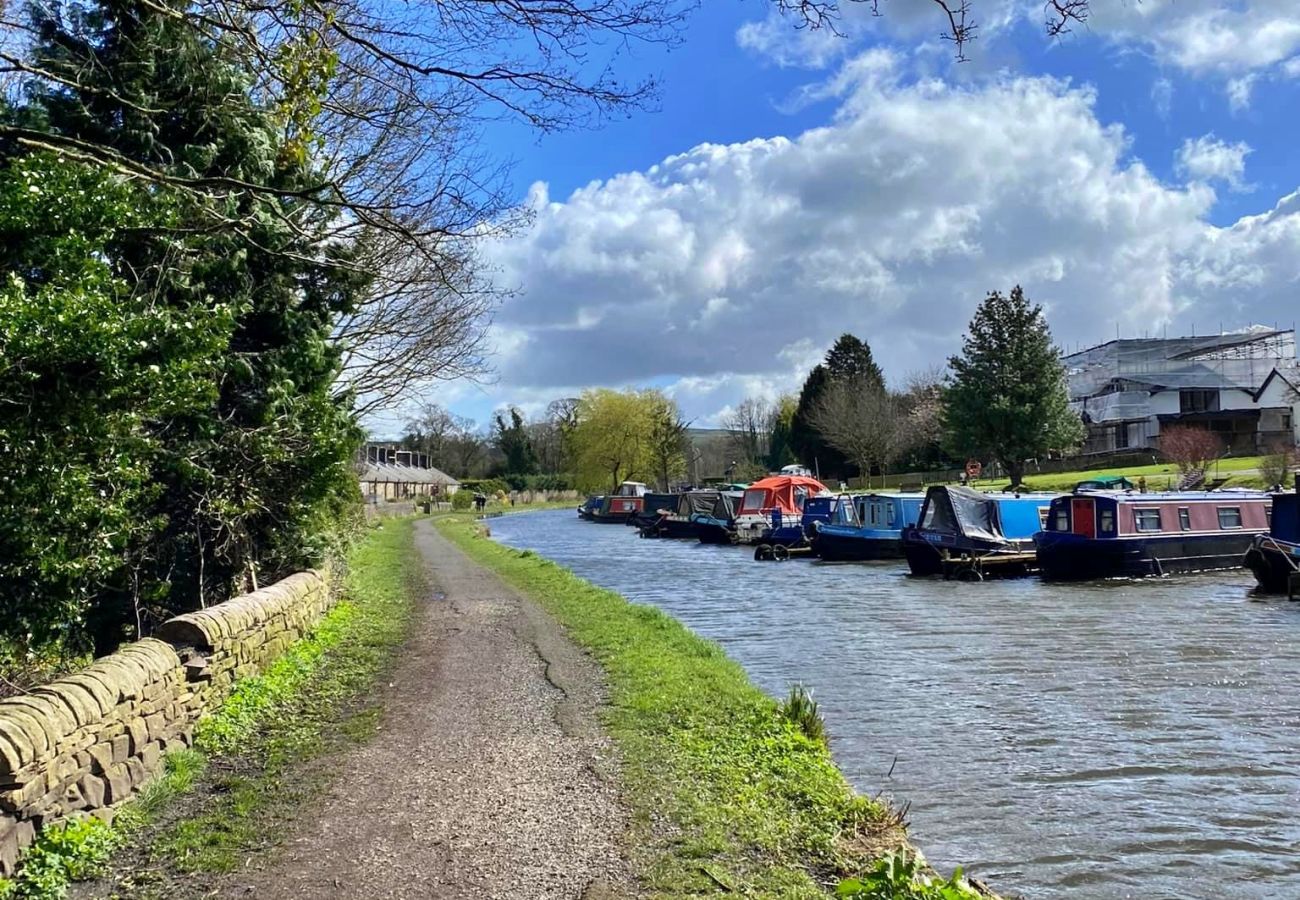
12, 0, 363, 645
943, 286, 1084, 487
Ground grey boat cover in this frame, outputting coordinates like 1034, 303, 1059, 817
704, 491, 742, 521
919, 486, 1005, 544
676, 491, 721, 517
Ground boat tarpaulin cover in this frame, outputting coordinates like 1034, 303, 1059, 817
1274, 493, 1300, 543
676, 491, 720, 517
642, 493, 677, 515
705, 492, 741, 521
920, 486, 1006, 544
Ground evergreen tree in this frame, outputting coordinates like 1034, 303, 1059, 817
943, 286, 1084, 486
765, 395, 798, 471
790, 334, 884, 479
824, 334, 885, 391
12, 0, 363, 647
494, 408, 539, 475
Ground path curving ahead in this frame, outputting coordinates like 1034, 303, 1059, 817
228, 519, 629, 899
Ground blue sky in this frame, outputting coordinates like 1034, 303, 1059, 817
372, 0, 1300, 436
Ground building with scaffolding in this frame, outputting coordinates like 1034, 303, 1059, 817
1066, 328, 1300, 456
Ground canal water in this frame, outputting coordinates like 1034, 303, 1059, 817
488, 510, 1300, 898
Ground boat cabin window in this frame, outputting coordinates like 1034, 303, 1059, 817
1135, 508, 1163, 532
1178, 507, 1191, 531
1098, 507, 1115, 534
1266, 507, 1272, 527
1039, 508, 1050, 529
741, 489, 767, 512
1217, 507, 1243, 529
793, 487, 809, 510
1053, 506, 1069, 531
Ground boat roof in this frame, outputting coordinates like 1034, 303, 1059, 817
1064, 489, 1272, 501
746, 475, 828, 493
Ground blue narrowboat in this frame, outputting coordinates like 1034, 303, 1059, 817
1035, 490, 1272, 579
810, 493, 926, 561
901, 486, 1052, 578
576, 495, 603, 520
1244, 489, 1300, 593
759, 495, 835, 546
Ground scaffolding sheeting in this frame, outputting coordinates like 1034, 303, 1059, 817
1066, 328, 1298, 401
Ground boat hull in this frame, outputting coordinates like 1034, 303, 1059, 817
696, 521, 737, 545
812, 529, 905, 561
1035, 531, 1260, 579
1244, 535, 1300, 593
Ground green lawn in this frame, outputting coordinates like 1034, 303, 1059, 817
968, 455, 1268, 493
436, 517, 983, 899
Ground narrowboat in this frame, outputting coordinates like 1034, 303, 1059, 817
1035, 490, 1272, 579
641, 490, 720, 539
901, 486, 1052, 579
810, 493, 926, 561
695, 491, 746, 545
576, 495, 603, 520
752, 496, 837, 560
1244, 489, 1300, 593
729, 475, 831, 545
627, 492, 678, 530
584, 481, 649, 524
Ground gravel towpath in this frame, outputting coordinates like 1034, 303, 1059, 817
228, 519, 629, 899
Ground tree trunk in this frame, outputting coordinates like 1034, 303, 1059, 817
1006, 459, 1025, 488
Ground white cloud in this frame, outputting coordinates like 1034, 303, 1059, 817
1175, 134, 1252, 190
1150, 76, 1173, 119
479, 53, 1300, 424
1225, 73, 1257, 112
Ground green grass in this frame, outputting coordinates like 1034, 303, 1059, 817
966, 454, 1268, 493
151, 517, 422, 875
436, 518, 981, 899
1, 518, 423, 899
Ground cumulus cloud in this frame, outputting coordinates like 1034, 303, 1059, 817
1175, 134, 1252, 190
474, 52, 1300, 424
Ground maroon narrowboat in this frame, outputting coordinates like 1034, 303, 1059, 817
1033, 490, 1272, 579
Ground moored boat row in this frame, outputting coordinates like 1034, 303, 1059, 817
575, 474, 1300, 593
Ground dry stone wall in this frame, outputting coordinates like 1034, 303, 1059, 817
0, 570, 330, 876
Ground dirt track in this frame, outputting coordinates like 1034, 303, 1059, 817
226, 519, 628, 899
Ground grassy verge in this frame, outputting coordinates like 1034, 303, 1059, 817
0, 518, 422, 900
966, 455, 1268, 493
435, 517, 984, 899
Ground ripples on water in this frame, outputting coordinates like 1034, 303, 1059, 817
489, 510, 1300, 898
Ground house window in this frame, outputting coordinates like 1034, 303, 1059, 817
1178, 508, 1191, 531
1180, 389, 1221, 414
1099, 509, 1115, 534
1135, 509, 1164, 532
1218, 507, 1243, 529
1053, 507, 1069, 531
1115, 424, 1129, 449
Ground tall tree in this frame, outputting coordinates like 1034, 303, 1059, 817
569, 388, 679, 492
943, 286, 1084, 487
647, 396, 690, 492
493, 407, 539, 475
809, 378, 903, 484
824, 333, 885, 391
723, 397, 773, 469
13, 0, 364, 646
765, 395, 799, 471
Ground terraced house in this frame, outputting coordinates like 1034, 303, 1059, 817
1067, 327, 1300, 455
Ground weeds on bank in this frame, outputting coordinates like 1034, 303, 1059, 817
3, 519, 421, 899
437, 518, 981, 898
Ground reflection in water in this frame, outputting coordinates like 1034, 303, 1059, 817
489, 510, 1300, 898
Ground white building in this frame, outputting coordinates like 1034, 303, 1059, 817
1066, 328, 1300, 455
